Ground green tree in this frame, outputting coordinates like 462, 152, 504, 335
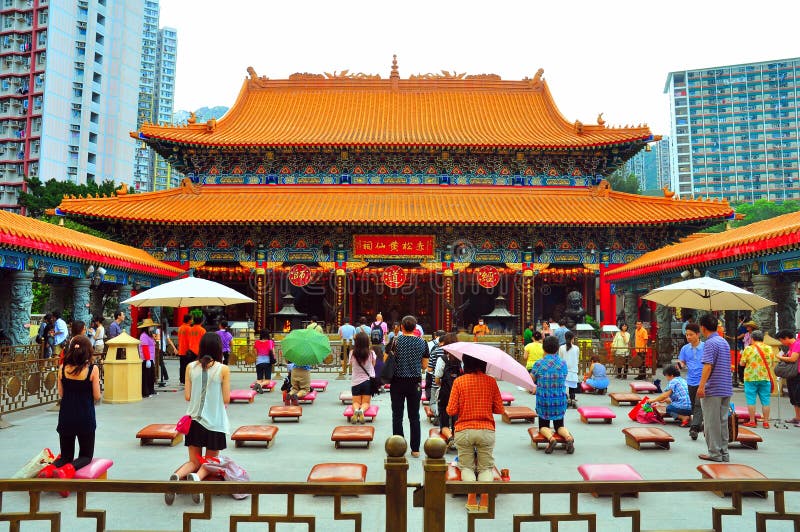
703, 199, 800, 233
606, 169, 640, 194
18, 177, 117, 217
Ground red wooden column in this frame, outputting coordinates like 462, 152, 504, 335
442, 269, 454, 333
599, 263, 619, 325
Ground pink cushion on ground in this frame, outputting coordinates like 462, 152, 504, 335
230, 389, 257, 401
580, 382, 592, 392
310, 380, 328, 391
298, 390, 317, 403
263, 380, 276, 390
577, 406, 616, 419
343, 405, 379, 418
578, 464, 642, 482
734, 406, 762, 421
630, 381, 658, 393
501, 392, 515, 403
74, 458, 113, 479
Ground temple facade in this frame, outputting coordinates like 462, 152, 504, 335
57, 59, 733, 335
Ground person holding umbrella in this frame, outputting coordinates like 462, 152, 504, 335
446, 353, 504, 511
279, 327, 331, 406
530, 336, 575, 454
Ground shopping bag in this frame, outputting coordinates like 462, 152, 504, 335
13, 448, 55, 479
198, 455, 250, 499
627, 396, 650, 421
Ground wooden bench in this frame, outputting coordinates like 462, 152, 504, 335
331, 425, 375, 448
231, 425, 279, 448
697, 463, 768, 498
136, 424, 183, 446
229, 389, 257, 403
339, 392, 353, 404
734, 427, 763, 450
307, 463, 367, 483
500, 392, 515, 405
527, 428, 569, 451
268, 405, 302, 422
310, 379, 329, 392
577, 464, 642, 497
343, 405, 379, 422
577, 406, 616, 424
609, 393, 642, 406
297, 390, 318, 404
502, 406, 537, 424
622, 427, 674, 450
629, 381, 658, 393
424, 405, 437, 423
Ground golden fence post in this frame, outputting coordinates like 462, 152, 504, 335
422, 437, 447, 532
384, 435, 409, 532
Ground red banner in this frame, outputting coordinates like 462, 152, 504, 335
353, 235, 435, 258
382, 265, 407, 288
476, 265, 500, 288
288, 264, 312, 287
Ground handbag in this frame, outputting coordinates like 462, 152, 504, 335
775, 357, 799, 379
380, 351, 396, 385
176, 415, 192, 435
728, 404, 738, 442
354, 354, 379, 396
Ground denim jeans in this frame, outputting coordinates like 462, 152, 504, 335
390, 377, 422, 452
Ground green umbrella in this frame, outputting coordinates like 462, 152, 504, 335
280, 328, 331, 366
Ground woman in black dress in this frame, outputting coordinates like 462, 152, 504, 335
38, 335, 101, 488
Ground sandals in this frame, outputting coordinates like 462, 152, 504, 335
742, 421, 757, 428
565, 440, 575, 454
253, 383, 263, 394
762, 422, 770, 429
544, 438, 557, 454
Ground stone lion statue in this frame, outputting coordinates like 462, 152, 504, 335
564, 290, 586, 330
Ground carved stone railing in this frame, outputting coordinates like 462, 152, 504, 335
415, 438, 800, 532
0, 345, 59, 428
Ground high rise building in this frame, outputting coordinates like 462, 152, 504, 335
133, 1, 177, 192
0, 0, 145, 212
665, 58, 800, 202
655, 135, 672, 190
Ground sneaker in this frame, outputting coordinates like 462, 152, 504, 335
565, 440, 575, 454
254, 383, 263, 394
165, 473, 179, 505
689, 430, 698, 441
350, 411, 358, 424
187, 473, 202, 504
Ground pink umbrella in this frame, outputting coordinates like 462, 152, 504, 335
442, 342, 535, 392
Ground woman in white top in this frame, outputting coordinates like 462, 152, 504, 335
90, 316, 105, 356
612, 323, 631, 379
166, 332, 230, 505
559, 331, 580, 408
348, 331, 376, 424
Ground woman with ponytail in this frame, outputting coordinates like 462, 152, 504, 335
165, 332, 230, 505
38, 335, 101, 490
559, 330, 580, 408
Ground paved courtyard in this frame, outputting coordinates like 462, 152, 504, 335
1, 360, 798, 531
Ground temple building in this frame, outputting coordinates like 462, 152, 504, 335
56, 59, 733, 335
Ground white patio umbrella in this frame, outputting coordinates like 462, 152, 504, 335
642, 275, 775, 312
122, 276, 255, 308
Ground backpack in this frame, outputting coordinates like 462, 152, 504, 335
370, 323, 384, 345
439, 357, 463, 400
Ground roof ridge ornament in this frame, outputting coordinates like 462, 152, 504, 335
525, 68, 545, 91
390, 54, 400, 90
594, 179, 611, 197
597, 113, 605, 126
662, 186, 676, 199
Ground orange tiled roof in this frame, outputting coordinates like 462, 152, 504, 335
0, 210, 183, 277
606, 210, 800, 281
57, 181, 732, 227
134, 67, 653, 149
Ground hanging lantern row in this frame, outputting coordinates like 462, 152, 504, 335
539, 266, 594, 283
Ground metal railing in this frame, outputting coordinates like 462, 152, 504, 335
0, 345, 60, 427
2, 436, 800, 531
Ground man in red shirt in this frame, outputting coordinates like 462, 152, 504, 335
177, 315, 192, 386
185, 315, 206, 379
446, 354, 504, 511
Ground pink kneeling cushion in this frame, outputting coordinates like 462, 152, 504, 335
577, 406, 616, 419
578, 463, 642, 482
230, 389, 257, 401
74, 458, 113, 479
343, 405, 379, 418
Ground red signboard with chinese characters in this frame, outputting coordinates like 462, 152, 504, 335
382, 265, 407, 288
476, 265, 500, 288
288, 264, 312, 287
353, 235, 435, 258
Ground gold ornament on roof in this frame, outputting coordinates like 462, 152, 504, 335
464, 74, 501, 80
289, 72, 325, 80
323, 70, 381, 80
187, 112, 197, 124
525, 68, 545, 90
662, 187, 676, 198
409, 70, 467, 80
597, 113, 605, 126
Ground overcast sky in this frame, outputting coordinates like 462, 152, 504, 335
160, 0, 799, 136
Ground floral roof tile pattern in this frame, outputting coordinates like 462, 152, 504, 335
0, 210, 183, 277
57, 183, 732, 227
